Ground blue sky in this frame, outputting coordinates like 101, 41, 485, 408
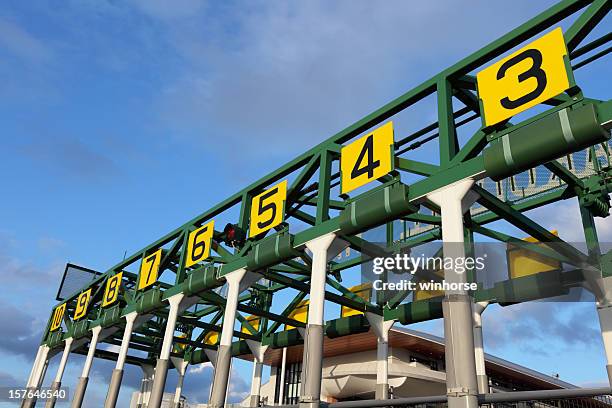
0, 0, 610, 406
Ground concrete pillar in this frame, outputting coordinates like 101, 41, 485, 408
246, 340, 269, 407
104, 312, 138, 408
45, 338, 74, 408
278, 347, 287, 405
365, 313, 395, 400
299, 233, 336, 408
71, 325, 102, 408
427, 179, 479, 408
473, 302, 489, 394
22, 345, 50, 408
137, 364, 154, 408
598, 301, 612, 385
148, 293, 185, 408
209, 268, 247, 408
170, 357, 189, 408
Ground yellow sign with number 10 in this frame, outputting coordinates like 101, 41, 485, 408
138, 249, 162, 290
341, 121, 394, 194
74, 288, 92, 320
102, 272, 123, 307
50, 303, 66, 332
477, 27, 572, 127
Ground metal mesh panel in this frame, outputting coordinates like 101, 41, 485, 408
55, 263, 101, 301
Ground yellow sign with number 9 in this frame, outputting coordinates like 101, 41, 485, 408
50, 303, 66, 332
102, 272, 123, 307
185, 221, 215, 268
341, 121, 394, 194
74, 288, 92, 320
249, 180, 287, 237
477, 27, 572, 127
138, 249, 162, 290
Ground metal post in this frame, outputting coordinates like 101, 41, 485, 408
598, 297, 612, 386
45, 338, 73, 408
148, 293, 185, 408
472, 302, 489, 394
278, 347, 287, 405
170, 357, 189, 408
366, 313, 395, 400
246, 340, 269, 407
209, 268, 247, 408
104, 312, 138, 408
427, 179, 479, 408
71, 325, 102, 408
137, 364, 154, 408
22, 345, 50, 408
300, 233, 336, 408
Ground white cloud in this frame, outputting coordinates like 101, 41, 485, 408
0, 17, 53, 62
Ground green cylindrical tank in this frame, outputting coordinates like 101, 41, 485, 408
136, 288, 163, 314
71, 319, 90, 339
397, 300, 443, 325
247, 231, 300, 270
231, 340, 251, 356
185, 265, 222, 296
495, 269, 567, 304
339, 182, 417, 235
268, 328, 303, 349
46, 330, 64, 348
100, 304, 122, 328
326, 314, 370, 338
484, 103, 610, 181
189, 349, 210, 365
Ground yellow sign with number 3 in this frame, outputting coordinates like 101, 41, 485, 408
74, 288, 92, 320
102, 272, 123, 307
185, 221, 215, 268
138, 249, 162, 290
50, 303, 66, 332
477, 27, 572, 127
249, 180, 287, 237
341, 121, 394, 194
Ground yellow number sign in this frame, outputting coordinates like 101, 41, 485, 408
341, 121, 394, 194
138, 249, 162, 290
185, 221, 215, 268
477, 27, 572, 127
74, 288, 92, 320
102, 272, 123, 307
249, 180, 287, 237
50, 303, 66, 332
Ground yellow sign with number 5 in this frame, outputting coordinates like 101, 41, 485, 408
477, 28, 572, 127
341, 121, 394, 194
102, 272, 123, 307
50, 303, 66, 332
249, 180, 287, 237
138, 249, 162, 290
185, 221, 215, 268
74, 288, 92, 320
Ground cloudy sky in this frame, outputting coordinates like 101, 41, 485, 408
0, 0, 610, 406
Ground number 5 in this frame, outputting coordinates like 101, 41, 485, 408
249, 180, 287, 237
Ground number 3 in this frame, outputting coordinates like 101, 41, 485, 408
497, 49, 547, 110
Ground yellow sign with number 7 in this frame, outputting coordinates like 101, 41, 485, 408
138, 249, 162, 290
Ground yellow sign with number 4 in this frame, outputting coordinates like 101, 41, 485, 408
138, 249, 162, 290
74, 288, 92, 320
477, 27, 572, 127
341, 121, 394, 194
185, 221, 215, 268
249, 180, 287, 237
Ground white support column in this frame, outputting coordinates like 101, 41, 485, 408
366, 313, 395, 400
598, 301, 612, 385
45, 338, 73, 408
138, 364, 155, 408
278, 347, 287, 405
170, 357, 189, 408
209, 268, 247, 408
299, 233, 341, 408
23, 344, 50, 408
148, 293, 185, 408
473, 301, 489, 394
246, 340, 269, 407
104, 312, 138, 408
427, 178, 479, 408
71, 325, 102, 408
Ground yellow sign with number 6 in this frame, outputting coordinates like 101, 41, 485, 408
50, 303, 66, 332
341, 121, 394, 194
249, 180, 287, 237
74, 288, 92, 320
102, 272, 123, 307
138, 249, 162, 290
185, 221, 215, 268
477, 27, 572, 127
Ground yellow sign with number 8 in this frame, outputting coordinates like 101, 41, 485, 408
477, 27, 572, 127
102, 272, 123, 307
